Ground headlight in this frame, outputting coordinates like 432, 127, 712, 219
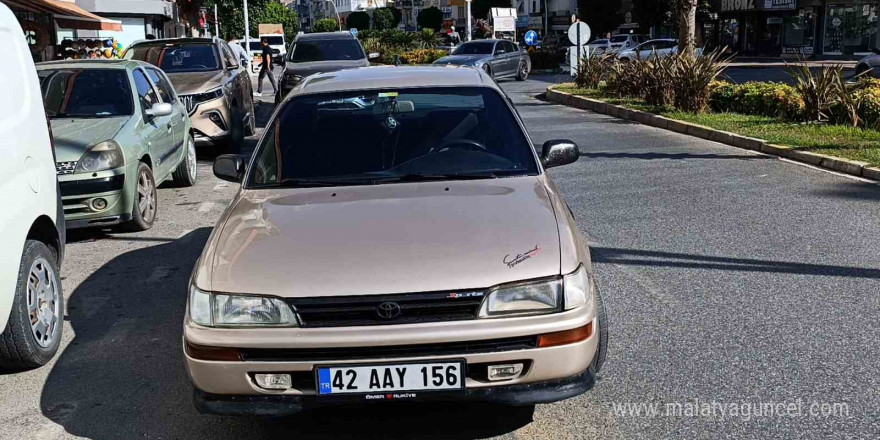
76, 140, 124, 173
478, 265, 593, 318
187, 87, 224, 107
479, 278, 562, 318
189, 285, 298, 327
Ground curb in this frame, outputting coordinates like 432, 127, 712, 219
545, 86, 879, 182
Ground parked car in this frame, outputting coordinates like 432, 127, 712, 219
855, 52, 880, 78
124, 37, 255, 152
184, 66, 607, 415
0, 3, 65, 369
608, 34, 648, 53
616, 39, 703, 61
433, 39, 531, 81
277, 31, 372, 104
586, 38, 611, 56
37, 60, 197, 231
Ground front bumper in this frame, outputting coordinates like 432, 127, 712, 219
58, 164, 134, 229
185, 96, 231, 144
193, 366, 596, 415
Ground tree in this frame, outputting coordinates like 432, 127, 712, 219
313, 18, 339, 32
203, 0, 299, 42
677, 0, 696, 58
388, 7, 402, 27
471, 0, 509, 21
577, 0, 620, 38
631, 0, 671, 32
417, 7, 443, 31
347, 11, 370, 30
372, 7, 396, 30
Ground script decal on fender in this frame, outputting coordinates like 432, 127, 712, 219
503, 245, 542, 269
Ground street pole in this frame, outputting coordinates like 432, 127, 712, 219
214, 4, 219, 37
543, 0, 548, 38
465, 0, 471, 41
326, 0, 341, 30
244, 0, 252, 60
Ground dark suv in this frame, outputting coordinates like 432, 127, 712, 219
277, 31, 372, 104
125, 37, 255, 152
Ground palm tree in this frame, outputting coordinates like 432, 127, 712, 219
416, 29, 443, 48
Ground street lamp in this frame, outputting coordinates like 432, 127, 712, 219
326, 0, 342, 30
466, 0, 471, 41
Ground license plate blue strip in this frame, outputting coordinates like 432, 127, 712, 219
318, 368, 332, 395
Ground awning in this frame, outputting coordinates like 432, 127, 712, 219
2, 0, 122, 31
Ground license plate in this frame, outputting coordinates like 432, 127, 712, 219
316, 360, 465, 396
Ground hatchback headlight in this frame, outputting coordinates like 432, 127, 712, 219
76, 140, 124, 173
478, 265, 593, 318
189, 285, 298, 327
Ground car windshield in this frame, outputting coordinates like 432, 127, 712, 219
38, 68, 133, 118
289, 40, 364, 62
247, 87, 538, 188
592, 39, 608, 45
610, 35, 629, 43
453, 41, 495, 55
125, 43, 219, 72
263, 35, 284, 46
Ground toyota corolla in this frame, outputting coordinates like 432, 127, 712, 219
185, 66, 607, 415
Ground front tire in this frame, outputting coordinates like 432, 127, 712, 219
592, 284, 608, 373
172, 134, 197, 187
0, 240, 63, 369
515, 61, 529, 81
121, 162, 157, 232
221, 105, 245, 154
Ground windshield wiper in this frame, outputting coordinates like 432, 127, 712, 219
278, 178, 377, 187
376, 172, 501, 183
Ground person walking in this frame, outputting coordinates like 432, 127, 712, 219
255, 38, 277, 97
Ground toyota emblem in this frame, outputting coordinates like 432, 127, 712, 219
376, 302, 402, 319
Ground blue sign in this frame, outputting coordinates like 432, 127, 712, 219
524, 30, 538, 46
350, 28, 358, 37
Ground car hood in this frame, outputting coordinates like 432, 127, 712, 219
284, 60, 368, 77
435, 54, 492, 65
165, 70, 225, 95
49, 117, 128, 163
204, 177, 561, 298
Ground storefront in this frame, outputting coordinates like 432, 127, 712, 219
718, 0, 807, 55
822, 2, 879, 55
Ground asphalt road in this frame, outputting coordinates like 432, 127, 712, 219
1, 74, 878, 439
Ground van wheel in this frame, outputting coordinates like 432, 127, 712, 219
172, 134, 197, 187
121, 162, 157, 232
0, 240, 63, 369
592, 284, 608, 373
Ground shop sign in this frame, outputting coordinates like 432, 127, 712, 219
517, 16, 529, 28
783, 46, 814, 55
550, 15, 570, 30
528, 16, 542, 28
764, 0, 796, 10
720, 0, 756, 11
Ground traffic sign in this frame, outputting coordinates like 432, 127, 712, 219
524, 30, 538, 46
350, 28, 358, 37
567, 22, 591, 46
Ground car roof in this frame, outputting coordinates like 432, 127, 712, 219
129, 37, 216, 47
296, 31, 357, 41
296, 66, 495, 96
36, 59, 148, 70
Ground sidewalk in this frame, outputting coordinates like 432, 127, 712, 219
730, 57, 857, 69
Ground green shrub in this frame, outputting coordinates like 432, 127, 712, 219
788, 62, 842, 122
857, 86, 880, 129
312, 18, 338, 33
671, 49, 730, 113
575, 54, 613, 89
528, 50, 562, 70
415, 29, 443, 49
709, 80, 737, 112
605, 59, 644, 99
372, 7, 396, 30
399, 48, 447, 64
641, 56, 676, 107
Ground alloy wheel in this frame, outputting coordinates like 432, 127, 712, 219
137, 171, 156, 223
186, 138, 197, 181
26, 257, 60, 348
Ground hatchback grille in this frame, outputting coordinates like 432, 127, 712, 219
56, 161, 76, 175
239, 335, 538, 362
288, 291, 486, 328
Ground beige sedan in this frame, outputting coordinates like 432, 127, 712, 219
185, 66, 607, 415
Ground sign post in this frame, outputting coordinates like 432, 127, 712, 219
466, 0, 472, 41
567, 21, 590, 76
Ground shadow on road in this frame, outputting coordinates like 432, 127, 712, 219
592, 246, 880, 279
581, 151, 768, 160
811, 181, 880, 202
40, 228, 532, 439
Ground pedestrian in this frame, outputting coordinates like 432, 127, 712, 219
255, 38, 277, 97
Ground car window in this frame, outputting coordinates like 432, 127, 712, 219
656, 41, 677, 50
494, 43, 505, 55
452, 41, 494, 54
38, 68, 133, 118
219, 42, 238, 68
132, 68, 160, 111
264, 35, 284, 46
289, 40, 364, 62
125, 42, 220, 72
247, 87, 539, 188
145, 67, 176, 104
610, 35, 628, 43
504, 41, 517, 53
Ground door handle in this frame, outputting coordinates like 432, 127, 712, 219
166, 122, 173, 132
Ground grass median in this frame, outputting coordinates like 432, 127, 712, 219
554, 84, 880, 167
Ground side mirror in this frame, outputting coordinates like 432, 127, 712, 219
369, 52, 380, 59
145, 102, 173, 118
540, 139, 579, 169
213, 154, 246, 183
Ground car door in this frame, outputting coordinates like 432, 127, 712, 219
491, 42, 508, 76
655, 40, 675, 58
132, 68, 174, 179
218, 41, 250, 129
636, 42, 653, 59
505, 41, 520, 73
145, 67, 186, 168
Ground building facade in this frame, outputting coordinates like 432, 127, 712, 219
68, 0, 176, 47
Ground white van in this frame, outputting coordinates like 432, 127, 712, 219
0, 4, 66, 368
259, 33, 286, 58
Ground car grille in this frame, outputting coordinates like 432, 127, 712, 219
180, 95, 196, 114
56, 161, 77, 175
288, 290, 486, 328
239, 335, 539, 362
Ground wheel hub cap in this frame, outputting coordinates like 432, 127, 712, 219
27, 257, 59, 348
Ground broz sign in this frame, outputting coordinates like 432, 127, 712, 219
721, 0, 755, 11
